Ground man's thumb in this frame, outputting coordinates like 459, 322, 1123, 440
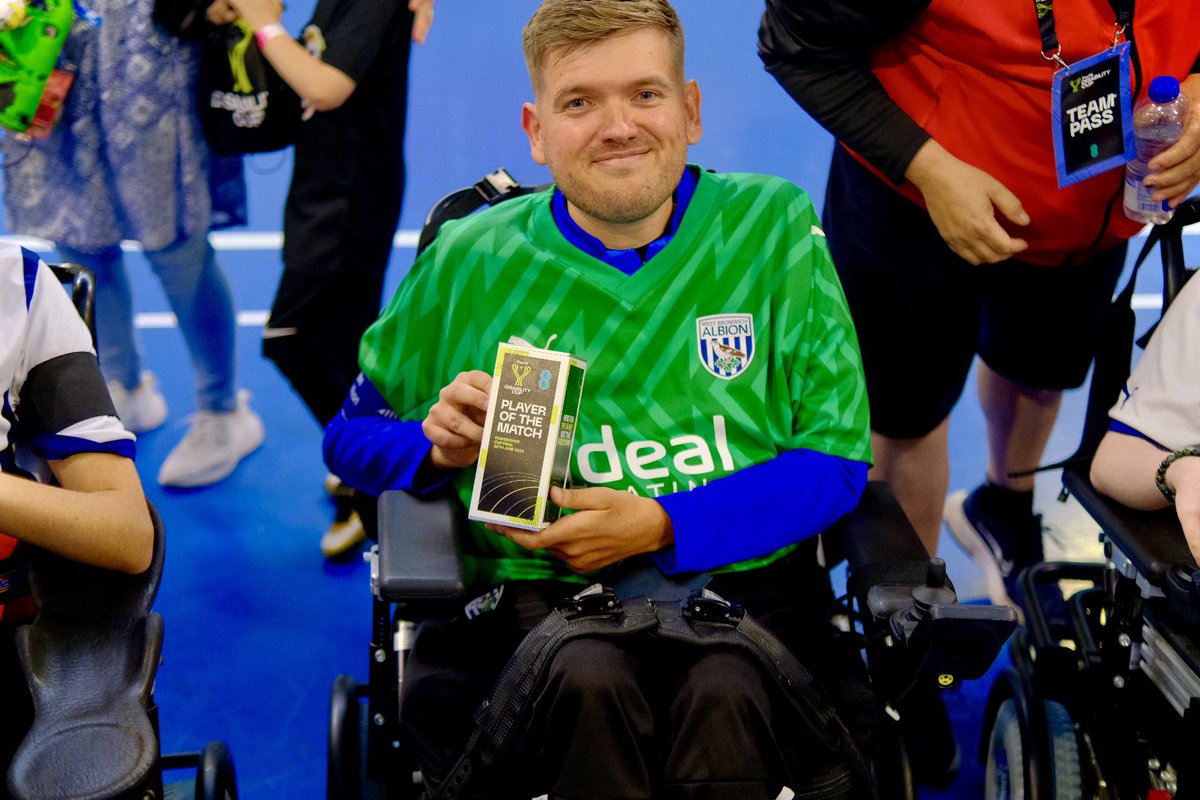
992, 185, 1030, 226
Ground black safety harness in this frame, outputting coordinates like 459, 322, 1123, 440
428, 577, 877, 800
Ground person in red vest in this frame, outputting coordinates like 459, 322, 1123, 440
760, 0, 1200, 783
759, 1, 1200, 600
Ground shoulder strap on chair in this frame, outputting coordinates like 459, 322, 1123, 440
430, 583, 876, 800
417, 169, 546, 256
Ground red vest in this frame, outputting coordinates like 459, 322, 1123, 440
859, 0, 1198, 264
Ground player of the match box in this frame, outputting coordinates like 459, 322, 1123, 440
469, 342, 587, 531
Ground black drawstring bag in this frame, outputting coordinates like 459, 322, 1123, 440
197, 20, 302, 154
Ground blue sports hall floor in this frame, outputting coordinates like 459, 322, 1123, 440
0, 2, 1196, 797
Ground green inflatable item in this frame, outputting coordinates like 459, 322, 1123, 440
0, 0, 73, 134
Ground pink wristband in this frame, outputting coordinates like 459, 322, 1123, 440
254, 22, 287, 49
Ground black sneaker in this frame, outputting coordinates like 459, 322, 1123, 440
943, 484, 1044, 610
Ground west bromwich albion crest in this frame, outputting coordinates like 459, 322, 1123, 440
696, 313, 755, 380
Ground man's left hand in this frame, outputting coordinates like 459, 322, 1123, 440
1147, 74, 1200, 209
489, 486, 674, 573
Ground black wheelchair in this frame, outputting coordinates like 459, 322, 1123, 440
325, 171, 1020, 799
1, 262, 239, 800
979, 199, 1200, 800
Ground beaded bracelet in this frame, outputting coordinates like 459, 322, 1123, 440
1154, 447, 1200, 502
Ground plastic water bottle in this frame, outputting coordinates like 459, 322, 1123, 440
1124, 75, 1190, 225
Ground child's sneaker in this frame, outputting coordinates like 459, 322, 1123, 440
158, 391, 264, 488
107, 371, 168, 433
321, 476, 367, 558
320, 509, 366, 559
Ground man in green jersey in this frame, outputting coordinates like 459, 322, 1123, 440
324, 1, 874, 796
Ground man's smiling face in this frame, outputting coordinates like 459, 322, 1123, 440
522, 26, 702, 246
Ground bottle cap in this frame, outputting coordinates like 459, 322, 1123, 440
1148, 75, 1181, 104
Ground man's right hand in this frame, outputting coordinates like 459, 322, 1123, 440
905, 140, 1030, 265
423, 370, 492, 469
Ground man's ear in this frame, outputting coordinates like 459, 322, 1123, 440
521, 102, 548, 165
685, 80, 702, 145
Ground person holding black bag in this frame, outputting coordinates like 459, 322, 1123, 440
1, 0, 265, 490
157, 0, 303, 155
223, 0, 433, 558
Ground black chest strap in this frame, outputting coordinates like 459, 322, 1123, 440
430, 583, 876, 800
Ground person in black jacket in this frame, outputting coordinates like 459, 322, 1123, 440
220, 0, 434, 558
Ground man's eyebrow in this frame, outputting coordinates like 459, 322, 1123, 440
550, 83, 592, 105
550, 76, 674, 106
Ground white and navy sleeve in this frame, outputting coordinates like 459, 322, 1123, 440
10, 251, 134, 461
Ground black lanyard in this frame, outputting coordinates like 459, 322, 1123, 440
1033, 0, 1133, 70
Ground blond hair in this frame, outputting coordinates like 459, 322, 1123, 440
523, 0, 685, 94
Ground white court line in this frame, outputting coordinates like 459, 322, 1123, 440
0, 229, 422, 253
2, 225, 1190, 327
0, 221, 1195, 255
136, 310, 269, 328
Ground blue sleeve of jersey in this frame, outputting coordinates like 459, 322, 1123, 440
322, 374, 450, 497
1107, 418, 1168, 450
653, 448, 868, 574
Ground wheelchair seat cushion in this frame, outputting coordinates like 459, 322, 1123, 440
7, 613, 163, 800
6, 504, 165, 800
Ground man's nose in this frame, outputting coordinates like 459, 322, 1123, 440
598, 102, 638, 139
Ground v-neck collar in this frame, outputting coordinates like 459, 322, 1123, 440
550, 166, 699, 276
532, 165, 717, 307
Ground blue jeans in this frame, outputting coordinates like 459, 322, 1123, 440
57, 231, 238, 413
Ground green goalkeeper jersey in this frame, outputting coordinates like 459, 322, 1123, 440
361, 168, 870, 588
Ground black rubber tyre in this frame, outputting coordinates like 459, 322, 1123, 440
196, 740, 238, 800
328, 674, 362, 800
986, 699, 1083, 800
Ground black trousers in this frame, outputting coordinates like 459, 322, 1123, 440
400, 554, 875, 800
262, 9, 415, 430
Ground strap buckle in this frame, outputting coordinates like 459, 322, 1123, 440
1041, 46, 1069, 72
562, 584, 621, 618
683, 590, 745, 624
473, 168, 520, 205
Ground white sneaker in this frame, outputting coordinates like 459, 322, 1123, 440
158, 391, 264, 488
107, 371, 168, 433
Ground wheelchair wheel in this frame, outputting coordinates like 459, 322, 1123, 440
986, 699, 1082, 800
329, 674, 396, 800
196, 740, 238, 800
329, 674, 364, 800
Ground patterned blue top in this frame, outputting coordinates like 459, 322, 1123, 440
1, 0, 245, 251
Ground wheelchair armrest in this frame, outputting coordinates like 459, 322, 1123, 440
1063, 465, 1195, 585
374, 488, 465, 602
1063, 465, 1200, 625
829, 482, 1018, 689
7, 503, 165, 800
